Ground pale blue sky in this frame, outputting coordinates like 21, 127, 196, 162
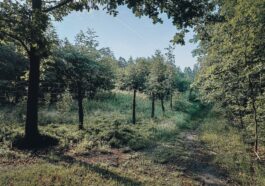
53, 6, 198, 69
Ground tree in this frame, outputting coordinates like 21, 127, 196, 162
147, 50, 168, 117
118, 58, 148, 124
165, 45, 177, 110
49, 29, 115, 129
62, 45, 94, 129
0, 0, 212, 144
59, 43, 113, 129
117, 57, 127, 68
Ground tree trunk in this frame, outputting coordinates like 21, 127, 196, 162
77, 83, 84, 130
24, 0, 43, 143
253, 100, 258, 153
236, 96, 244, 129
170, 93, 173, 110
14, 82, 20, 104
25, 52, 40, 141
249, 76, 258, 152
161, 97, 165, 115
151, 93, 155, 118
132, 89, 136, 124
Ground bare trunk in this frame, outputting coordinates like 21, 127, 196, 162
161, 97, 165, 115
132, 89, 136, 124
249, 76, 258, 152
25, 51, 40, 141
236, 96, 244, 129
77, 83, 84, 130
151, 93, 155, 118
170, 93, 173, 110
253, 100, 258, 153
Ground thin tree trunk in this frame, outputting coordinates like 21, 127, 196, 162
77, 83, 84, 130
249, 76, 258, 152
132, 89, 136, 124
170, 93, 173, 110
14, 81, 20, 104
25, 51, 40, 141
236, 96, 244, 129
250, 92, 258, 153
151, 93, 155, 118
161, 97, 165, 115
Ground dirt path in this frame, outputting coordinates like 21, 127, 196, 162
179, 131, 230, 186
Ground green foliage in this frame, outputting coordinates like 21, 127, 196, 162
56, 90, 74, 113
146, 50, 168, 98
118, 57, 149, 92
174, 93, 205, 116
0, 44, 28, 104
194, 0, 265, 151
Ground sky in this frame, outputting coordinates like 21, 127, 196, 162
53, 6, 198, 69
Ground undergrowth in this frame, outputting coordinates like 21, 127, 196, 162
199, 107, 265, 185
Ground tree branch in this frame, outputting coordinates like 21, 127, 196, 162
43, 0, 73, 12
1, 31, 30, 55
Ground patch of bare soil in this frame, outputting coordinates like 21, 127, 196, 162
69, 148, 130, 167
181, 131, 231, 186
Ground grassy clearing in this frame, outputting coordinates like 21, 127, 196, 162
0, 92, 200, 186
2, 91, 264, 185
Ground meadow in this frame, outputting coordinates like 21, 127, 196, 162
0, 91, 264, 186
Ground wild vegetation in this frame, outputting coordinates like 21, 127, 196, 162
0, 0, 265, 185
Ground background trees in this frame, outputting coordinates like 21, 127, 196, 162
147, 50, 168, 116
41, 30, 115, 129
165, 45, 177, 110
117, 49, 197, 122
0, 0, 212, 144
0, 44, 28, 104
0, 19, 195, 127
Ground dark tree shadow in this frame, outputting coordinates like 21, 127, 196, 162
12, 134, 59, 150
39, 152, 142, 186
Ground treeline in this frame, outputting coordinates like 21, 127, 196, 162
118, 49, 197, 124
0, 28, 196, 127
194, 0, 265, 153
0, 0, 212, 144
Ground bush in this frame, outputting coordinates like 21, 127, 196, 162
100, 124, 152, 150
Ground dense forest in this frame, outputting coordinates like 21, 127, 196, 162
0, 0, 264, 185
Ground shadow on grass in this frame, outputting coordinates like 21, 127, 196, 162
12, 134, 59, 150
142, 106, 232, 185
144, 132, 232, 186
39, 152, 142, 186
